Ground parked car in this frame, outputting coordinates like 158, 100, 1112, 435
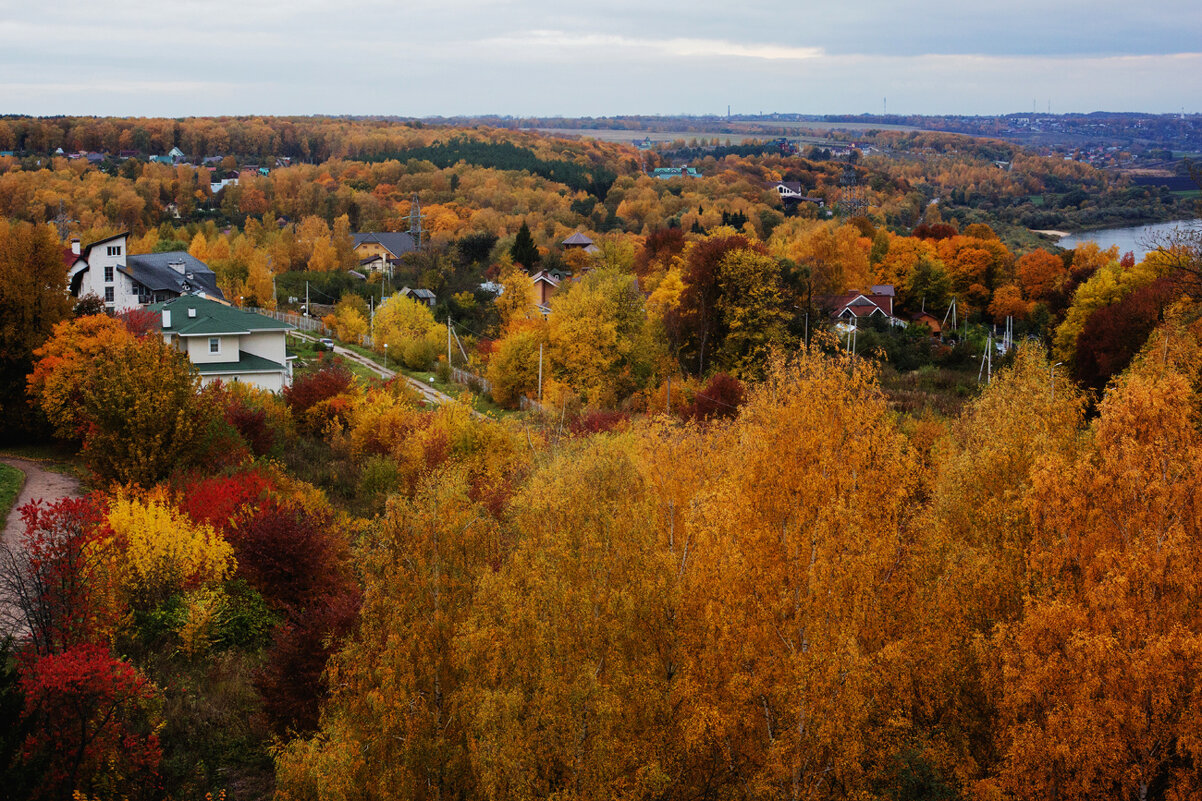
318, 338, 335, 351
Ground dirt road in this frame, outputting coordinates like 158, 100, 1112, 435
1, 457, 82, 551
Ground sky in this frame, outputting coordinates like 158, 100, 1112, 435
3, 0, 1200, 118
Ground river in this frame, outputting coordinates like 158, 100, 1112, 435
1055, 219, 1199, 261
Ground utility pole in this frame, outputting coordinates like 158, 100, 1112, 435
666, 377, 671, 414
447, 316, 453, 368
305, 281, 309, 318
409, 193, 426, 252
538, 343, 544, 405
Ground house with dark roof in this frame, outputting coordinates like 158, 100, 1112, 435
400, 287, 436, 307
353, 232, 417, 265
67, 233, 225, 312
561, 231, 601, 255
151, 295, 295, 392
770, 181, 825, 207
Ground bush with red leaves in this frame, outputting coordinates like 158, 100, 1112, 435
1074, 276, 1179, 390
569, 409, 630, 436
283, 359, 353, 418
912, 222, 958, 241
682, 372, 746, 422
19, 644, 161, 801
3, 497, 107, 656
117, 308, 159, 338
176, 468, 277, 532
228, 499, 361, 734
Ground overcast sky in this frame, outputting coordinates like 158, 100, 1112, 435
3, 0, 1199, 117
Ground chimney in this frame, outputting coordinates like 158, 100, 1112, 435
168, 260, 185, 275
71, 238, 80, 256
162, 309, 171, 329
188, 308, 197, 318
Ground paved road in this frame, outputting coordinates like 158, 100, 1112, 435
1, 457, 82, 553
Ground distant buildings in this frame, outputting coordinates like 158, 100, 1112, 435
652, 167, 701, 179
353, 232, 418, 274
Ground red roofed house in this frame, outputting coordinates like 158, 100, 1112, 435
830, 285, 903, 327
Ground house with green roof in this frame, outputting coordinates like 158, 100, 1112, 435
150, 296, 295, 392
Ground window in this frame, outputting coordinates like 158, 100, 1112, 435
104, 266, 113, 282
106, 245, 122, 256
209, 337, 220, 354
104, 287, 114, 303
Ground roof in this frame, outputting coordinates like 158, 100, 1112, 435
652, 167, 700, 178
401, 287, 436, 300
830, 291, 895, 319
192, 351, 288, 376
150, 295, 292, 336
124, 252, 224, 299
562, 232, 594, 246
353, 232, 417, 258
81, 231, 130, 259
530, 271, 561, 287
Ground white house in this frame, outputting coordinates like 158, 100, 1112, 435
68, 232, 225, 312
151, 296, 295, 392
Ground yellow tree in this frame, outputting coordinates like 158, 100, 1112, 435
457, 435, 681, 801
676, 349, 921, 799
998, 320, 1202, 801
275, 469, 506, 801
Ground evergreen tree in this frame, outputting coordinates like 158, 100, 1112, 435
509, 221, 540, 272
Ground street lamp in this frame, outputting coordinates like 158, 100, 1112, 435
1050, 361, 1064, 400
383, 343, 388, 370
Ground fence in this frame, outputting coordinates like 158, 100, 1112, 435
519, 395, 549, 415
451, 367, 490, 393
249, 308, 332, 337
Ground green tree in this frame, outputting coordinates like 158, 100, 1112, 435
509, 222, 540, 272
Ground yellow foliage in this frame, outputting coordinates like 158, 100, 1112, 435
101, 488, 235, 605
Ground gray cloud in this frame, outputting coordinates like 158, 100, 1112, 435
1, 0, 1198, 116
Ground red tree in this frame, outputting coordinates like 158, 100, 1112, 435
19, 644, 160, 801
1, 497, 107, 656
1074, 276, 1179, 389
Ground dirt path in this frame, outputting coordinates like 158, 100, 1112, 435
1, 457, 82, 552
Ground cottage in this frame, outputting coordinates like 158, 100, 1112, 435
769, 181, 825, 207
152, 296, 295, 392
830, 285, 903, 327
529, 271, 561, 314
353, 232, 417, 265
400, 287, 436, 307
652, 167, 701, 179
68, 233, 225, 312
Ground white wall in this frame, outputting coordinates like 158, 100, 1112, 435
240, 330, 287, 364
186, 334, 238, 364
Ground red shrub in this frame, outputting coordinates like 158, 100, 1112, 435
9, 496, 108, 655
1075, 276, 1179, 390
283, 359, 352, 417
682, 372, 746, 422
176, 468, 276, 532
569, 409, 630, 435
229, 499, 361, 734
19, 644, 160, 800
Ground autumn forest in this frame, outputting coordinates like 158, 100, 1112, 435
1, 114, 1201, 801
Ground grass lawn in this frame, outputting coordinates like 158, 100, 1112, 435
340, 342, 513, 418
0, 462, 25, 522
